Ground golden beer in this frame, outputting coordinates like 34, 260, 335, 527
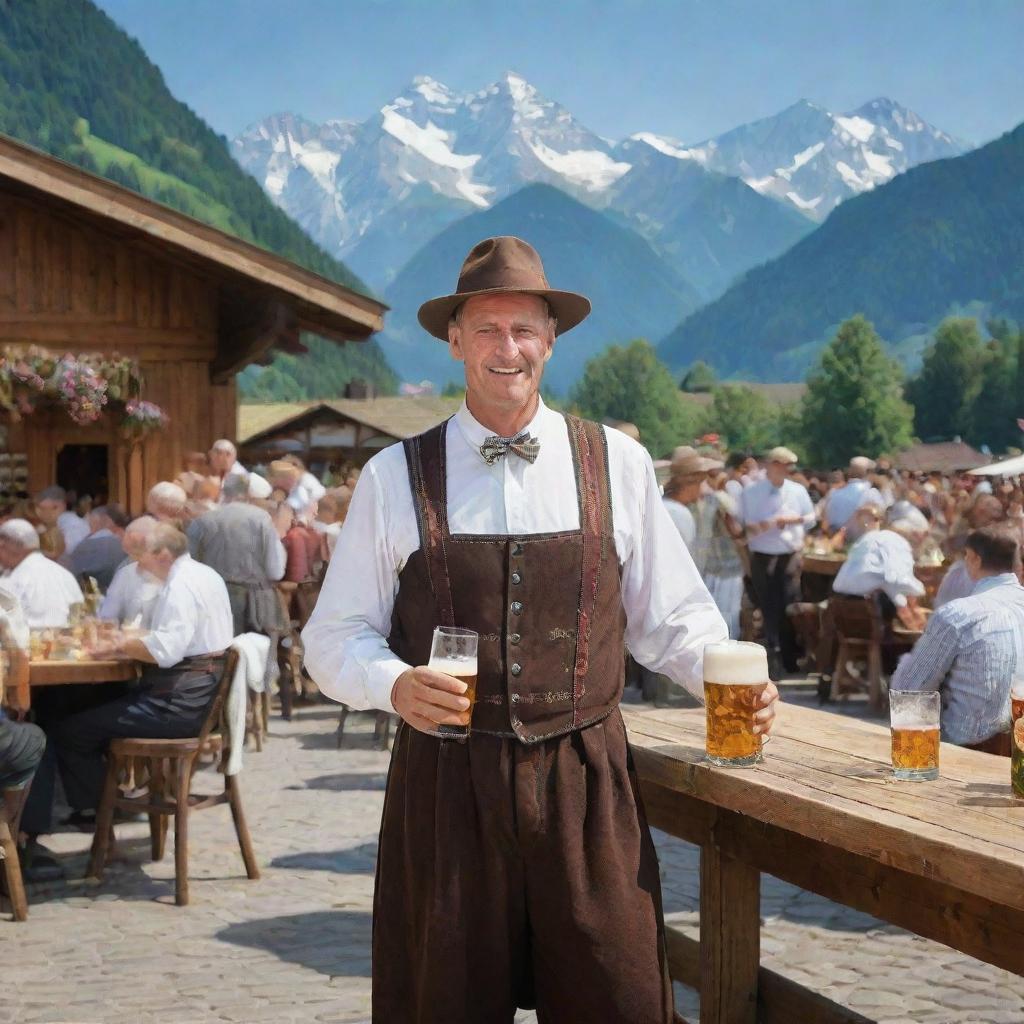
889, 690, 940, 781
428, 623, 480, 739
703, 641, 770, 767
891, 727, 940, 774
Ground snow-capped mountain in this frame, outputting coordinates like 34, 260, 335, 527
631, 98, 965, 221
232, 76, 968, 292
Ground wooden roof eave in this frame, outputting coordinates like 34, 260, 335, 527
0, 135, 387, 343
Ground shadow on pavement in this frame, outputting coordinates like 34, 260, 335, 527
271, 842, 378, 874
287, 772, 387, 791
216, 910, 373, 976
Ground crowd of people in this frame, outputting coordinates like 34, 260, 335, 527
662, 442, 1024, 756
0, 440, 354, 883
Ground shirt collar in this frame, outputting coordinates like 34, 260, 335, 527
973, 572, 1021, 596
454, 395, 555, 461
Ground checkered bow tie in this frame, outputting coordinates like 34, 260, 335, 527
479, 432, 541, 466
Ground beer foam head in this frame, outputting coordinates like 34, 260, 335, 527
428, 655, 477, 676
703, 641, 769, 685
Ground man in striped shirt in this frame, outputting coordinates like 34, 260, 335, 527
891, 526, 1024, 754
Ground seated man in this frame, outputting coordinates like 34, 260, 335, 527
51, 524, 233, 822
35, 486, 89, 559
0, 519, 83, 627
68, 504, 130, 591
891, 526, 1024, 754
833, 507, 926, 630
99, 516, 162, 627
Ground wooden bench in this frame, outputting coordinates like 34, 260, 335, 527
623, 702, 1024, 1024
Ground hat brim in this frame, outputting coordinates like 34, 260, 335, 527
417, 287, 591, 341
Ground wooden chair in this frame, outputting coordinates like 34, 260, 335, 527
87, 650, 260, 906
828, 593, 886, 710
337, 706, 394, 750
0, 785, 30, 921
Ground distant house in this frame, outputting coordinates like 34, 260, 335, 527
237, 396, 461, 466
0, 133, 385, 511
894, 441, 988, 474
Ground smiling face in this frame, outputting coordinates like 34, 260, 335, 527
448, 293, 555, 431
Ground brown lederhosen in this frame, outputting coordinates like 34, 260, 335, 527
372, 416, 674, 1024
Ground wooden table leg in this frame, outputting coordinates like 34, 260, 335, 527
700, 840, 760, 1024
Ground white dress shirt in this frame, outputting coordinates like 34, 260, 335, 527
303, 398, 727, 713
1, 551, 84, 628
825, 480, 884, 532
99, 562, 163, 628
740, 478, 816, 555
142, 554, 234, 669
300, 471, 327, 504
57, 510, 90, 555
833, 529, 925, 608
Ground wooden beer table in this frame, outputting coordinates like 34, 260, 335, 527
3, 658, 141, 711
623, 702, 1024, 1024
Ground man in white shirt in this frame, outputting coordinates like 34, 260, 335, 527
51, 524, 233, 819
824, 456, 885, 534
99, 515, 162, 627
35, 486, 89, 558
209, 439, 271, 503
303, 236, 778, 1023
0, 519, 83, 627
268, 460, 314, 522
740, 446, 816, 679
662, 446, 724, 572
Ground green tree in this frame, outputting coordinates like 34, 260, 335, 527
680, 360, 717, 393
968, 338, 1017, 451
801, 315, 914, 466
702, 385, 779, 453
571, 339, 700, 458
906, 318, 986, 441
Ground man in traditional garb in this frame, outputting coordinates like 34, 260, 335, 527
34, 486, 89, 558
740, 446, 816, 680
892, 526, 1024, 756
303, 236, 780, 1023
0, 519, 83, 627
187, 474, 287, 635
99, 516, 163, 628
50, 525, 233, 821
68, 504, 130, 590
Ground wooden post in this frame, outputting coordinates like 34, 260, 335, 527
700, 834, 761, 1024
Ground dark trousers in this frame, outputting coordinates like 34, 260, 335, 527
50, 660, 222, 813
750, 551, 800, 670
0, 718, 45, 791
373, 710, 674, 1024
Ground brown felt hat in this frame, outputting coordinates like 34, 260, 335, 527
417, 236, 591, 341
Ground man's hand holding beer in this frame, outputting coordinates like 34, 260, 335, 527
754, 681, 780, 737
392, 666, 472, 734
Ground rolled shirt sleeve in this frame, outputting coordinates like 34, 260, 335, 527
301, 464, 410, 713
620, 450, 728, 702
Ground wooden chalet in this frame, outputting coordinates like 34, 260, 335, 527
237, 396, 460, 466
0, 134, 385, 512
894, 440, 988, 474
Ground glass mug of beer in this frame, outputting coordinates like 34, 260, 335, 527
889, 690, 940, 781
428, 626, 479, 739
703, 640, 770, 767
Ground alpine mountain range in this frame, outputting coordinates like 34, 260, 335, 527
232, 71, 969, 388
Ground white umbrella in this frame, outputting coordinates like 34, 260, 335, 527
969, 454, 1024, 476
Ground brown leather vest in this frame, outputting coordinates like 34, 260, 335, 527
387, 414, 625, 743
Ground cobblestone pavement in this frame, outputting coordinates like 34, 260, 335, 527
3, 694, 1023, 1024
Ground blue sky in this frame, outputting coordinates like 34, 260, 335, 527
96, 0, 1024, 146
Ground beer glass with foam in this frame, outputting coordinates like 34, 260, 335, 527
703, 640, 770, 767
428, 626, 479, 739
889, 690, 940, 781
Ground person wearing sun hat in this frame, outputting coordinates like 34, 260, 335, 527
303, 235, 779, 1022
739, 445, 817, 679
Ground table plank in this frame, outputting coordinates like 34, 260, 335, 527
28, 659, 139, 686
623, 705, 1024, 914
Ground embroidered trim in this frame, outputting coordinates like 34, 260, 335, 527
510, 690, 572, 704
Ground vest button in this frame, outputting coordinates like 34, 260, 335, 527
511, 543, 524, 557
511, 601, 523, 614
510, 662, 522, 676
509, 632, 521, 645
511, 571, 522, 585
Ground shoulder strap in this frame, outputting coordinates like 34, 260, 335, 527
402, 419, 455, 627
563, 415, 614, 725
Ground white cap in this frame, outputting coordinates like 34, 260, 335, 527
0, 518, 40, 550
247, 472, 272, 500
